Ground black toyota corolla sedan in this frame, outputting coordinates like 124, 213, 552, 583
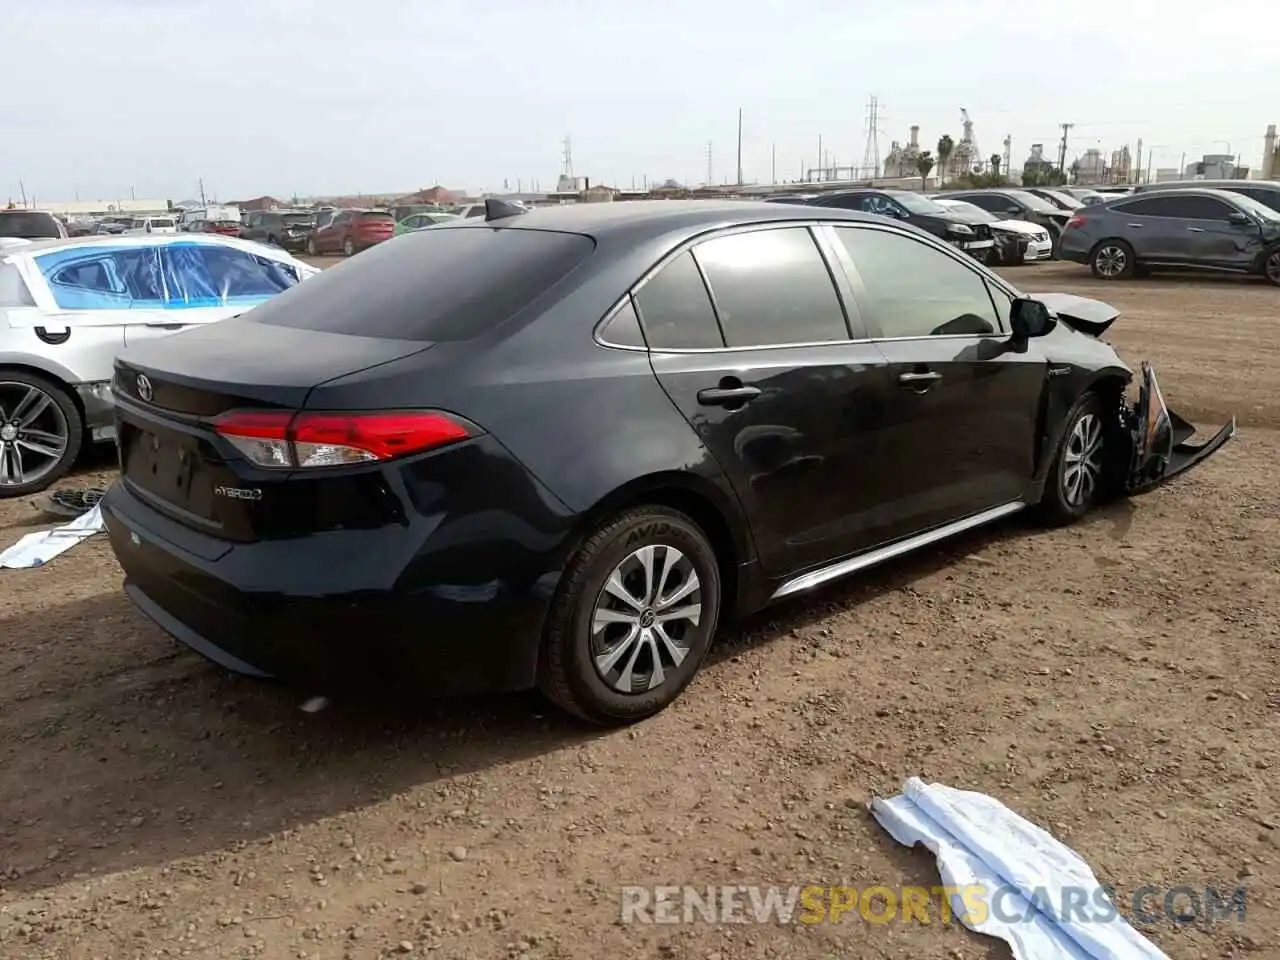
102, 200, 1235, 725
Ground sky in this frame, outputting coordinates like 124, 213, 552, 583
6, 0, 1278, 202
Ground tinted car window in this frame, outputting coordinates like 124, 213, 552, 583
836, 227, 1000, 338
1237, 187, 1280, 212
955, 194, 1010, 214
251, 227, 595, 341
635, 251, 724, 350
1112, 198, 1174, 217
197, 247, 300, 298
0, 211, 63, 239
599, 298, 647, 348
694, 228, 848, 347
1117, 196, 1234, 219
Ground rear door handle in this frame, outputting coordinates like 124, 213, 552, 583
1186, 226, 1205, 232
697, 385, 761, 406
1126, 223, 1143, 228
898, 371, 943, 388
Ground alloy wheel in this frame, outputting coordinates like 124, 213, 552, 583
1062, 413, 1103, 508
1094, 246, 1127, 278
590, 544, 702, 694
1266, 251, 1280, 285
0, 381, 70, 489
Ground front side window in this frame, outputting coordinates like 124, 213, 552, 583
634, 251, 723, 350
693, 227, 848, 347
836, 227, 1000, 338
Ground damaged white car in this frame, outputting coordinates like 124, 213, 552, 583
0, 234, 318, 496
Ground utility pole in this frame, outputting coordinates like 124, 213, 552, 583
736, 108, 743, 186
199, 178, 207, 205
1057, 123, 1073, 173
18, 179, 27, 206
1002, 135, 1012, 178
771, 142, 776, 184
706, 141, 714, 186
817, 135, 823, 180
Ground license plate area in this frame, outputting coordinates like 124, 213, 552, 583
121, 425, 208, 515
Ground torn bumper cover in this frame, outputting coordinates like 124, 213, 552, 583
1125, 361, 1235, 493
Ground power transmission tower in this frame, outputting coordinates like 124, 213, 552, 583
706, 141, 714, 186
1003, 135, 1012, 176
1057, 123, 1073, 173
861, 96, 882, 178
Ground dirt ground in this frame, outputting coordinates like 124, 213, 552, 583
1, 262, 1277, 960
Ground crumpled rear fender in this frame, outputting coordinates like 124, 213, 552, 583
1124, 361, 1235, 493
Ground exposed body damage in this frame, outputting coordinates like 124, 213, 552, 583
1030, 292, 1236, 495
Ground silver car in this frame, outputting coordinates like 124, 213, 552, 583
0, 234, 318, 496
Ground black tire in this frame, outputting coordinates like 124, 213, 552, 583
1089, 240, 1136, 280
1263, 246, 1280, 287
1038, 392, 1116, 525
0, 370, 84, 499
538, 506, 722, 726
305, 236, 318, 256
342, 237, 356, 257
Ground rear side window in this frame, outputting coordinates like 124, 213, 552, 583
0, 212, 62, 239
635, 251, 724, 350
693, 228, 849, 347
249, 227, 595, 341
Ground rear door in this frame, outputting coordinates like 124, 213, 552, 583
1156, 194, 1261, 267
827, 223, 1045, 540
641, 225, 894, 577
1104, 197, 1182, 261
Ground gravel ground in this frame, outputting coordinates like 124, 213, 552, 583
1, 262, 1276, 960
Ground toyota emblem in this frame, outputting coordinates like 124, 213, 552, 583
136, 374, 153, 402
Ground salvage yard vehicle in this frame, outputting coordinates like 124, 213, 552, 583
934, 188, 1074, 249
304, 209, 395, 256
931, 198, 1052, 264
239, 211, 315, 252
775, 188, 996, 263
0, 234, 319, 496
1057, 188, 1280, 284
101, 200, 1235, 726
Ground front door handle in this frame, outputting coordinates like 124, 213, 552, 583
697, 384, 761, 407
1126, 223, 1143, 228
1186, 226, 1205, 232
898, 371, 943, 390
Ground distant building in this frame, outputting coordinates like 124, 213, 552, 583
1154, 168, 1182, 183
395, 185, 461, 206
580, 184, 619, 203
229, 195, 284, 212
883, 126, 923, 179
1183, 154, 1241, 179
18, 198, 170, 218
1022, 143, 1057, 181
1260, 124, 1277, 180
1109, 145, 1132, 184
1076, 148, 1107, 184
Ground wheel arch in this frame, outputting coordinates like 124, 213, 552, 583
570, 470, 752, 617
0, 358, 87, 423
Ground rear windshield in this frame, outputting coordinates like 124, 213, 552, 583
151, 218, 175, 227
358, 211, 394, 222
282, 213, 313, 225
249, 226, 595, 341
0, 212, 61, 239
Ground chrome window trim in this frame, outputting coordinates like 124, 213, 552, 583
593, 217, 1022, 353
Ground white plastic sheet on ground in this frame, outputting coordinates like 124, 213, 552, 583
870, 777, 1169, 960
0, 503, 104, 568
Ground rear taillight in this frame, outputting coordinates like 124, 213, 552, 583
1065, 215, 1086, 229
214, 410, 473, 468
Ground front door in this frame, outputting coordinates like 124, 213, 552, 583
636, 227, 893, 577
825, 223, 1046, 542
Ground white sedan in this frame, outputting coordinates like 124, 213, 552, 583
931, 198, 1055, 262
0, 233, 318, 496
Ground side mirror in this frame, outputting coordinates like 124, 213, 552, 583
1227, 211, 1253, 226
1009, 297, 1055, 340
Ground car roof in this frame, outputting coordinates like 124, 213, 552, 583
1137, 179, 1278, 190
442, 199, 885, 243
1105, 187, 1246, 203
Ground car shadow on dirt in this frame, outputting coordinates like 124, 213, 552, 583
0, 500, 1135, 898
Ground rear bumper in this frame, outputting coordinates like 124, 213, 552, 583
101, 461, 576, 697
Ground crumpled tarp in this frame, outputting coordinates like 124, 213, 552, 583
871, 778, 1169, 960
0, 503, 104, 569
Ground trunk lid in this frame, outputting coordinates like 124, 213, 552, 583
113, 319, 434, 540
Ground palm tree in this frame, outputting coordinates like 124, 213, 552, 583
936, 135, 955, 184
916, 151, 935, 190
